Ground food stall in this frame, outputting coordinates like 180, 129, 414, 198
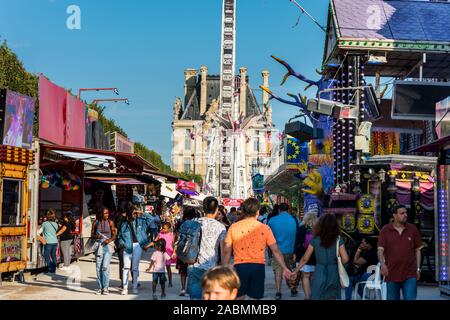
0, 146, 35, 278
0, 89, 36, 279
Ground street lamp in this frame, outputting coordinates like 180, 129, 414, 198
78, 87, 120, 100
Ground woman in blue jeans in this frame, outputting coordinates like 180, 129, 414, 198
38, 209, 59, 274
91, 207, 117, 295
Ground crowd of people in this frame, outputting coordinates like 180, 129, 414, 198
36, 198, 423, 301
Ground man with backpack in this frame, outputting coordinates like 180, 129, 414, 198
177, 197, 226, 300
268, 203, 300, 299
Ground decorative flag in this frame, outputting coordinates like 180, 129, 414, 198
286, 136, 308, 164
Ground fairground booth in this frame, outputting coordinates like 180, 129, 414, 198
26, 75, 160, 270
318, 0, 450, 287
410, 96, 450, 298
0, 89, 35, 279
265, 0, 450, 291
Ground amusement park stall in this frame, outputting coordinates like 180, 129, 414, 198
0, 89, 36, 277
26, 143, 159, 268
0, 146, 35, 276
411, 96, 450, 298
350, 155, 438, 281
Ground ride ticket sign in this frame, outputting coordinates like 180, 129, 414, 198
222, 198, 244, 207
1, 235, 23, 263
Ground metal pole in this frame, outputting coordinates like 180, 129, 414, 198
290, 0, 327, 33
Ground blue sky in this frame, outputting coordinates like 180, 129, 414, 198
0, 0, 330, 164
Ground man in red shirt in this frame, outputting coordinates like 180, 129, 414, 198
377, 204, 423, 300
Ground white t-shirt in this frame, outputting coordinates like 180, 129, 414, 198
194, 217, 226, 270
150, 251, 171, 273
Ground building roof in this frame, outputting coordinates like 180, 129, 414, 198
333, 0, 450, 42
180, 74, 262, 121
323, 0, 450, 78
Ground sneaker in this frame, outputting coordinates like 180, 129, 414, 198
131, 287, 138, 294
290, 289, 298, 297
95, 289, 103, 295
121, 289, 128, 295
152, 294, 158, 300
275, 292, 282, 300
179, 290, 186, 297
103, 289, 109, 295
161, 293, 166, 299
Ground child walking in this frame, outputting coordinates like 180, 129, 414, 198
155, 222, 176, 287
148, 239, 170, 300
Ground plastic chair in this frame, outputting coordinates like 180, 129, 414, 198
353, 264, 377, 300
361, 263, 386, 300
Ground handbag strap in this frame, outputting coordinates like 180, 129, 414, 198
336, 236, 340, 259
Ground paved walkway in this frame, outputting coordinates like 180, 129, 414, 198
0, 250, 445, 300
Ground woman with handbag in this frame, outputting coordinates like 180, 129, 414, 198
91, 207, 117, 295
37, 209, 59, 274
294, 214, 349, 300
56, 211, 76, 271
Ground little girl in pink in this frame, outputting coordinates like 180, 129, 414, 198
155, 222, 175, 287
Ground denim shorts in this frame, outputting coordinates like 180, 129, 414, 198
152, 272, 167, 285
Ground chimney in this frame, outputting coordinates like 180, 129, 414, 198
239, 67, 248, 116
200, 66, 208, 116
184, 69, 198, 107
262, 70, 270, 112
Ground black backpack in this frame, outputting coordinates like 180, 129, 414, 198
176, 219, 202, 264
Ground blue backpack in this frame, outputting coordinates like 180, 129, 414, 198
176, 219, 202, 264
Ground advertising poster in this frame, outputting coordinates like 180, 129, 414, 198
1, 236, 23, 263
1, 90, 35, 149
309, 115, 334, 194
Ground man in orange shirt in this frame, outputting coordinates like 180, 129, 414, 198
222, 198, 294, 300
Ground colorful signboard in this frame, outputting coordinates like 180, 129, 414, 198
1, 235, 23, 263
309, 116, 334, 194
222, 198, 244, 207
177, 180, 199, 192
0, 90, 35, 149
